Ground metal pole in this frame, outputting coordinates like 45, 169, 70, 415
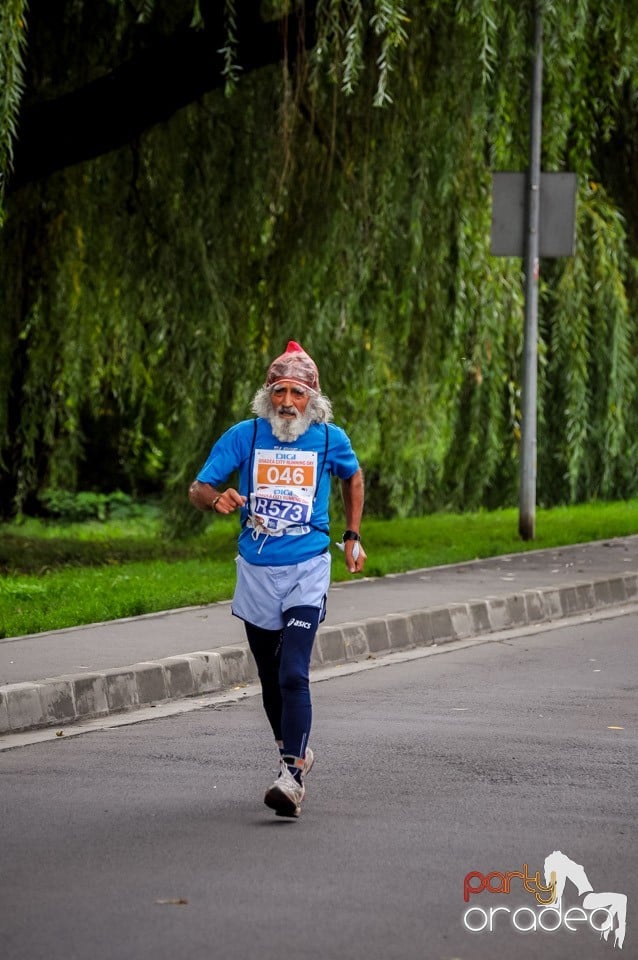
519, 3, 543, 541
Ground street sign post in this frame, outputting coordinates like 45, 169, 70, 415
491, 172, 577, 257
490, 5, 576, 541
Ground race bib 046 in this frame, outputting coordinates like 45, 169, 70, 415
250, 449, 318, 533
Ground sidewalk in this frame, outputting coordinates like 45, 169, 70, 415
1, 535, 637, 734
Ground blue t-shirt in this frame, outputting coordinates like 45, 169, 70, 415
196, 418, 359, 566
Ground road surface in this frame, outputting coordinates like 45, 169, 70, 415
1, 611, 636, 960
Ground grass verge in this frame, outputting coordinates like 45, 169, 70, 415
1, 499, 637, 638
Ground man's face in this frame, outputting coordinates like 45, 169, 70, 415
253, 379, 329, 443
270, 382, 310, 421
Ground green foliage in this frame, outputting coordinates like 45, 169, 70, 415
1, 1, 638, 534
37, 489, 142, 523
0, 0, 28, 224
539, 182, 638, 504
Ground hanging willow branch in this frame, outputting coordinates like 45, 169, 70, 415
342, 0, 364, 95
370, 0, 409, 106
0, 0, 28, 223
218, 0, 242, 96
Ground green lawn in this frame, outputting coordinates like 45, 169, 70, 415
1, 500, 637, 638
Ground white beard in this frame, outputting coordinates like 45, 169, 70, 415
269, 408, 313, 443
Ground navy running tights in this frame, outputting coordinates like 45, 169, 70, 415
244, 605, 320, 760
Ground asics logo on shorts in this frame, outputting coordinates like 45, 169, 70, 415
287, 617, 312, 629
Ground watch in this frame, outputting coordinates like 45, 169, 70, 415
342, 530, 361, 542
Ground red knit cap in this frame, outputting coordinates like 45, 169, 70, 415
265, 340, 320, 392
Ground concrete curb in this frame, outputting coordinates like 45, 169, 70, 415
1, 572, 636, 735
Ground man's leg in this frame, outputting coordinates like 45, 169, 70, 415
278, 604, 321, 779
244, 622, 283, 744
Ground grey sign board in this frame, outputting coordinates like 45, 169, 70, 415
491, 171, 577, 257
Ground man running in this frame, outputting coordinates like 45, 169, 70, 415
189, 340, 366, 818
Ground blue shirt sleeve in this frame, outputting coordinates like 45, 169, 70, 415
327, 424, 359, 480
196, 419, 255, 489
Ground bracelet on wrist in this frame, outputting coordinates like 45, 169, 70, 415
342, 530, 361, 542
211, 495, 222, 511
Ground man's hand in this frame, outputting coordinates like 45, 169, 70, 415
344, 539, 367, 575
340, 468, 365, 574
188, 480, 246, 513
212, 487, 246, 514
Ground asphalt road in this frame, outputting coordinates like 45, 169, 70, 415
1, 612, 636, 960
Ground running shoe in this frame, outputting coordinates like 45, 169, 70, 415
302, 747, 314, 779
264, 760, 305, 818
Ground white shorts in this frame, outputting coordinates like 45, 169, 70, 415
232, 552, 331, 631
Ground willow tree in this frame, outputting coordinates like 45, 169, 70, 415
1, 0, 637, 532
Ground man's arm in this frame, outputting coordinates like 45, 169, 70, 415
188, 480, 246, 514
340, 468, 366, 574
